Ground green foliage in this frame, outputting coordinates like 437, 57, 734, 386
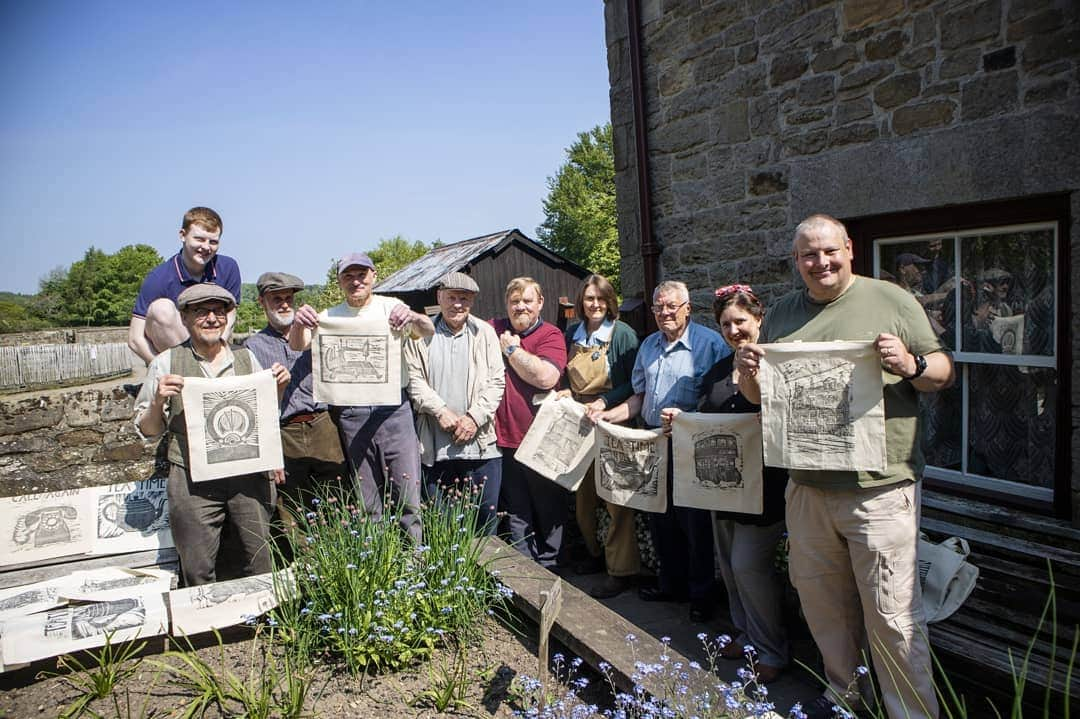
272, 481, 505, 675
37, 632, 148, 718
235, 283, 326, 333
538, 122, 621, 292
316, 235, 435, 309
34, 244, 162, 327
409, 640, 475, 712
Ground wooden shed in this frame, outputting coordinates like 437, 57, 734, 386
375, 229, 592, 326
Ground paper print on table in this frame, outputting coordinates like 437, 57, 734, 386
181, 370, 284, 482
92, 478, 172, 554
516, 397, 595, 490
0, 489, 95, 567
757, 341, 885, 472
169, 569, 295, 636
57, 567, 175, 603
594, 422, 667, 513
671, 412, 763, 513
0, 577, 68, 621
312, 315, 402, 406
0, 593, 168, 665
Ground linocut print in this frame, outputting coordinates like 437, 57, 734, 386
92, 478, 172, 555
0, 592, 168, 665
671, 412, 763, 513
516, 397, 596, 491
181, 370, 284, 482
170, 568, 296, 636
594, 421, 667, 513
0, 489, 95, 567
312, 315, 402, 406
758, 340, 885, 472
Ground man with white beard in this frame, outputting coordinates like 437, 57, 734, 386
244, 272, 346, 512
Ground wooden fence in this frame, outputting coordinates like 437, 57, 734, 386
0, 343, 132, 391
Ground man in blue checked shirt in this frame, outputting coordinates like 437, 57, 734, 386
591, 280, 729, 623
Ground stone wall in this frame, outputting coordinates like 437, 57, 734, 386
0, 387, 160, 497
604, 0, 1079, 510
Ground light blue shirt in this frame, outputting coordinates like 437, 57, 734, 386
571, 318, 615, 347
631, 321, 730, 427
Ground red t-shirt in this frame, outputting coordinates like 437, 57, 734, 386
490, 318, 567, 449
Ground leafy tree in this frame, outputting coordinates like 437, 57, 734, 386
33, 244, 162, 326
317, 236, 436, 309
537, 122, 620, 291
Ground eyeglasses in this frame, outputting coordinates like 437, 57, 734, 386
651, 301, 688, 314
191, 306, 229, 320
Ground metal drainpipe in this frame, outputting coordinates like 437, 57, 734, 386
628, 0, 658, 333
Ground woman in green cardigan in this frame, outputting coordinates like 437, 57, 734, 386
559, 274, 641, 598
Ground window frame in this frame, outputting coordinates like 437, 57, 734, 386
846, 194, 1072, 518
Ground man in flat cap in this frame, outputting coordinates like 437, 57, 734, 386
292, 252, 434, 541
133, 283, 290, 586
244, 273, 346, 535
128, 207, 242, 365
404, 272, 505, 533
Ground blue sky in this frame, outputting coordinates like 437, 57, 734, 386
1, 2, 611, 294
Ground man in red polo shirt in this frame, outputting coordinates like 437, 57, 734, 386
491, 277, 568, 569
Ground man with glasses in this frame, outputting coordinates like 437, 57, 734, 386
133, 283, 290, 586
244, 272, 346, 535
128, 207, 241, 365
592, 280, 728, 622
291, 253, 434, 542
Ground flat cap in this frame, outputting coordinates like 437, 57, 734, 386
895, 252, 930, 267
437, 271, 479, 294
338, 252, 375, 275
177, 283, 236, 310
256, 271, 304, 295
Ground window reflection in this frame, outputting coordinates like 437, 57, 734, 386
879, 238, 956, 348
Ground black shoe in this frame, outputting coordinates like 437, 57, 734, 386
688, 599, 714, 623
638, 586, 687, 603
589, 574, 632, 599
573, 555, 605, 575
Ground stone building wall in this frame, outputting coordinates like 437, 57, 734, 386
603, 0, 1079, 509
0, 388, 159, 498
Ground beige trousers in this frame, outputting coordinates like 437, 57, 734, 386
786, 480, 938, 719
576, 465, 640, 577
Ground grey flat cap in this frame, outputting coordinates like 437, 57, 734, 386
177, 283, 237, 310
437, 271, 479, 294
256, 271, 304, 295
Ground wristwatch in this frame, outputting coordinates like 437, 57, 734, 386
908, 354, 927, 380
505, 345, 518, 358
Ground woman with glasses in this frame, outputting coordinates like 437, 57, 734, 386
660, 284, 789, 683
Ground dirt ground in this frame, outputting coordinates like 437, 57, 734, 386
0, 613, 606, 718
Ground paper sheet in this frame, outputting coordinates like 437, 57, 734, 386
0, 489, 95, 567
0, 576, 68, 621
990, 314, 1024, 354
57, 567, 175, 603
515, 397, 596, 490
0, 592, 168, 665
169, 568, 296, 637
92, 478, 172, 555
671, 412, 763, 513
757, 341, 885, 472
594, 422, 668, 513
312, 315, 402, 406
181, 369, 284, 482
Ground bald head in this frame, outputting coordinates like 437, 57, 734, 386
792, 214, 849, 251
792, 214, 855, 302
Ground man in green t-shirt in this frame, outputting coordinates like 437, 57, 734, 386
737, 214, 954, 719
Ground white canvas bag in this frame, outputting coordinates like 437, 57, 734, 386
917, 533, 979, 623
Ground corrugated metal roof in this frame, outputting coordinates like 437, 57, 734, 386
374, 229, 517, 292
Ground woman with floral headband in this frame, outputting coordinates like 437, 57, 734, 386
660, 283, 789, 683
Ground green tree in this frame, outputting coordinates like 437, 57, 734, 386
537, 122, 620, 291
34, 244, 162, 326
368, 235, 432, 280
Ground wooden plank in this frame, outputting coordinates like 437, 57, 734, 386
923, 492, 1080, 547
921, 518, 1080, 571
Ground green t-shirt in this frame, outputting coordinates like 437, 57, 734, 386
762, 276, 945, 489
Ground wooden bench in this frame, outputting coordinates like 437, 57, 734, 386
920, 491, 1080, 712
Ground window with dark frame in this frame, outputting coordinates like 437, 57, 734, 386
846, 195, 1071, 518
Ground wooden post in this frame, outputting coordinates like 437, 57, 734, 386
537, 577, 564, 703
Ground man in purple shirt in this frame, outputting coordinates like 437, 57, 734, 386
128, 207, 242, 364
